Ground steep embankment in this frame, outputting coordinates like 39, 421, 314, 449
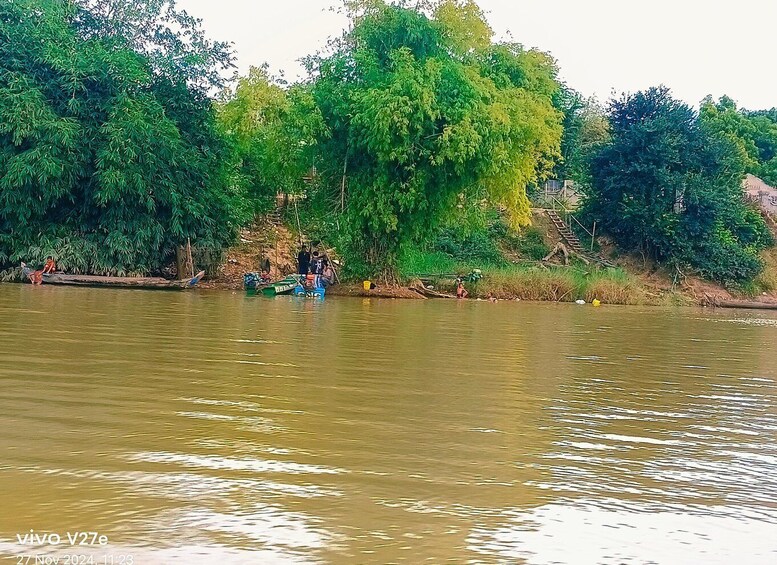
201, 217, 300, 290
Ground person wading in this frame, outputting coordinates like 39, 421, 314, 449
456, 280, 468, 299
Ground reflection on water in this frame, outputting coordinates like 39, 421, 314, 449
0, 285, 776, 563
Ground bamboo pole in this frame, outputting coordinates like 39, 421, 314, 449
186, 238, 194, 278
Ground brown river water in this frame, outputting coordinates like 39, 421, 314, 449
0, 284, 775, 564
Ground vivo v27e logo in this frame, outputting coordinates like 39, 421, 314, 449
16, 531, 109, 546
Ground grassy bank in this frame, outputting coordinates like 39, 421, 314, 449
474, 265, 648, 304
410, 262, 653, 304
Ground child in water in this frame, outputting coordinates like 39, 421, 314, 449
456, 280, 468, 299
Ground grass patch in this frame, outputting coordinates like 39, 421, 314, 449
472, 265, 647, 304
399, 248, 460, 277
753, 247, 777, 294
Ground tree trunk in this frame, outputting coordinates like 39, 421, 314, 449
175, 245, 186, 279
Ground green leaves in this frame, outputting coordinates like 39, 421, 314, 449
307, 1, 562, 277
0, 0, 240, 275
584, 86, 772, 284
215, 66, 324, 214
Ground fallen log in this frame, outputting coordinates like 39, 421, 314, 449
409, 283, 456, 299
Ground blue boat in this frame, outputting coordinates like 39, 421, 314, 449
293, 275, 326, 298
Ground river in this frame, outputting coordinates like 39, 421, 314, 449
0, 285, 775, 564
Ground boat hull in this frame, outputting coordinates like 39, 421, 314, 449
293, 283, 326, 298
41, 271, 205, 290
252, 275, 302, 296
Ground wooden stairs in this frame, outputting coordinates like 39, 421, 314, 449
547, 210, 585, 254
546, 210, 615, 267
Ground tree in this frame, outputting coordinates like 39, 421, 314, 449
306, 0, 563, 279
554, 87, 610, 189
72, 0, 234, 92
700, 96, 777, 186
0, 0, 241, 274
584, 86, 771, 284
216, 66, 324, 214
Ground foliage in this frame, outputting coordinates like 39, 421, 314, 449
306, 0, 563, 279
583, 86, 772, 284
508, 226, 550, 261
398, 248, 458, 277
554, 87, 610, 189
700, 96, 777, 186
73, 0, 234, 92
0, 0, 241, 274
216, 66, 325, 214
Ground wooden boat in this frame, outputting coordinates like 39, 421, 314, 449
40, 270, 205, 290
715, 300, 777, 311
260, 275, 302, 296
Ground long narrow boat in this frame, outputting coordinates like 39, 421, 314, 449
40, 270, 205, 290
715, 300, 777, 311
260, 275, 302, 296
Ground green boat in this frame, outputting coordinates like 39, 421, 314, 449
260, 275, 302, 296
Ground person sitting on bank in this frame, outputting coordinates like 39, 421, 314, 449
297, 245, 310, 275
42, 256, 56, 273
456, 280, 468, 299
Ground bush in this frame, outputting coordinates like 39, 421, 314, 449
435, 226, 505, 265
510, 227, 551, 261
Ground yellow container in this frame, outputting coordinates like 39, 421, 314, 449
363, 280, 371, 291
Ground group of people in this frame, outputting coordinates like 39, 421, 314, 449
297, 245, 335, 287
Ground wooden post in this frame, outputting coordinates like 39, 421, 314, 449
186, 238, 194, 278
340, 151, 348, 213
591, 222, 596, 252
294, 199, 303, 247
176, 245, 185, 279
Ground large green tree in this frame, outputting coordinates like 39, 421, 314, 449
0, 0, 240, 274
306, 0, 563, 279
584, 86, 771, 284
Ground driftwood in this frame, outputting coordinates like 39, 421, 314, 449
409, 282, 455, 299
543, 241, 592, 266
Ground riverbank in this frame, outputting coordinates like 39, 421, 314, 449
201, 213, 777, 307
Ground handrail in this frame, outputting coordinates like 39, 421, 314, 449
568, 214, 593, 238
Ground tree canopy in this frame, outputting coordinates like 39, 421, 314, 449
583, 86, 771, 284
216, 66, 323, 214
304, 0, 563, 278
0, 0, 240, 274
700, 96, 777, 186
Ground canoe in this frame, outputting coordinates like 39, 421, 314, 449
715, 300, 777, 311
260, 275, 302, 296
41, 271, 205, 290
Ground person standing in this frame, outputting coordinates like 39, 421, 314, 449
297, 245, 310, 275
310, 251, 325, 276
